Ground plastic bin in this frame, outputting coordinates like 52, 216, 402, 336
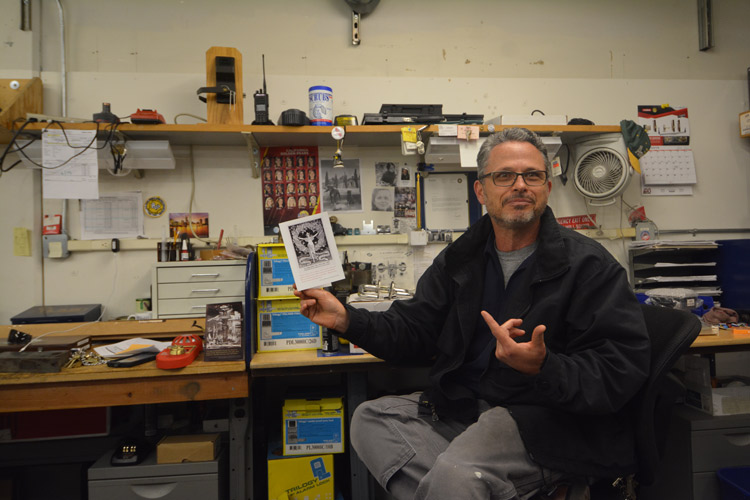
717, 467, 750, 500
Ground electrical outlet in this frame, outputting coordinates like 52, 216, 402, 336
92, 240, 111, 250
43, 234, 70, 259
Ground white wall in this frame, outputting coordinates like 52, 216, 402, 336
1, 0, 750, 324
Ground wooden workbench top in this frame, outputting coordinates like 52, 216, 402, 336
691, 327, 750, 350
1, 318, 206, 341
0, 353, 245, 386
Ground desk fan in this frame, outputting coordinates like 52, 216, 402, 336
572, 133, 633, 206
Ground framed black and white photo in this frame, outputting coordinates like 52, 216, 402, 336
319, 159, 362, 213
204, 301, 244, 361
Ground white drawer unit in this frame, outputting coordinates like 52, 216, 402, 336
152, 260, 247, 319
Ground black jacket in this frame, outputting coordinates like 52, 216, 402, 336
340, 207, 650, 477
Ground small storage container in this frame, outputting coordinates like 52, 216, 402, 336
88, 448, 225, 500
717, 467, 750, 500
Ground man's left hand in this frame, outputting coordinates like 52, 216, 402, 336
480, 311, 547, 375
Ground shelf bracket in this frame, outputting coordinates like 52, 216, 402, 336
244, 132, 260, 178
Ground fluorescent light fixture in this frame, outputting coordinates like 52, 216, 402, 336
14, 140, 177, 170
425, 136, 562, 165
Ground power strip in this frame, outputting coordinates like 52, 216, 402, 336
26, 113, 89, 123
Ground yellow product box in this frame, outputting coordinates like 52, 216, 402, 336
156, 433, 220, 464
257, 299, 321, 352
267, 447, 334, 500
258, 243, 296, 299
283, 397, 344, 456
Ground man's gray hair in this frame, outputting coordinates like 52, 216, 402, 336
476, 128, 551, 178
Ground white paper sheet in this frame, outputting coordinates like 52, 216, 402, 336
94, 337, 171, 358
640, 175, 693, 196
278, 212, 345, 291
639, 146, 697, 185
422, 173, 470, 231
80, 191, 144, 240
459, 138, 485, 168
41, 128, 99, 199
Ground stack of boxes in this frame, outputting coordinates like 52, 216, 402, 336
256, 243, 321, 352
256, 244, 345, 499
268, 397, 345, 500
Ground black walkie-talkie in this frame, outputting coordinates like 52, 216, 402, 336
253, 55, 273, 125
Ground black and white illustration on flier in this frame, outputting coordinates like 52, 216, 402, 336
279, 212, 345, 291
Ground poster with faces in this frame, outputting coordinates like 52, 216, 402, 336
261, 146, 320, 235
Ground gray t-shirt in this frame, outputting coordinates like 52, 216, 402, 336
495, 241, 538, 287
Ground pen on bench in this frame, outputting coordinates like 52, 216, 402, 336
217, 229, 224, 250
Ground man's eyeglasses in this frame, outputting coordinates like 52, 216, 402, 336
479, 170, 548, 187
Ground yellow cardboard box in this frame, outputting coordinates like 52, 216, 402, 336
283, 397, 344, 456
258, 244, 296, 299
156, 433, 220, 464
267, 447, 334, 500
257, 299, 321, 352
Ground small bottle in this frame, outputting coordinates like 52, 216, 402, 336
321, 328, 339, 355
180, 239, 189, 261
160, 228, 168, 262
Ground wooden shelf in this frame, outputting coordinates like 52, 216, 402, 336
9, 122, 621, 148
250, 349, 382, 373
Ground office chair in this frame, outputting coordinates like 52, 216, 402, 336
589, 303, 702, 499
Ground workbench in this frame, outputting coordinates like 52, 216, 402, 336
0, 319, 251, 499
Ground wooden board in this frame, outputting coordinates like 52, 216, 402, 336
0, 372, 248, 412
205, 47, 244, 125
14, 122, 623, 148
0, 353, 248, 412
250, 349, 382, 372
691, 327, 750, 351
1, 318, 206, 340
0, 78, 43, 143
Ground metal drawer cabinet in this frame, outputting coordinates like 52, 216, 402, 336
88, 451, 226, 500
640, 405, 750, 500
152, 260, 246, 319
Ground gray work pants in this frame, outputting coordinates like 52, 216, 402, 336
350, 392, 565, 500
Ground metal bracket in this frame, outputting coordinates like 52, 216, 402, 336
698, 0, 713, 51
346, 0, 379, 45
43, 234, 70, 259
244, 133, 260, 178
352, 11, 361, 45
20, 0, 32, 31
228, 397, 251, 500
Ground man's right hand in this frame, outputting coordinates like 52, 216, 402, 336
293, 287, 350, 333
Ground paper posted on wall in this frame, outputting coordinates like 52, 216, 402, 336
278, 212, 345, 291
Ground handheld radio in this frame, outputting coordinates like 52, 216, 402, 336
252, 54, 273, 125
